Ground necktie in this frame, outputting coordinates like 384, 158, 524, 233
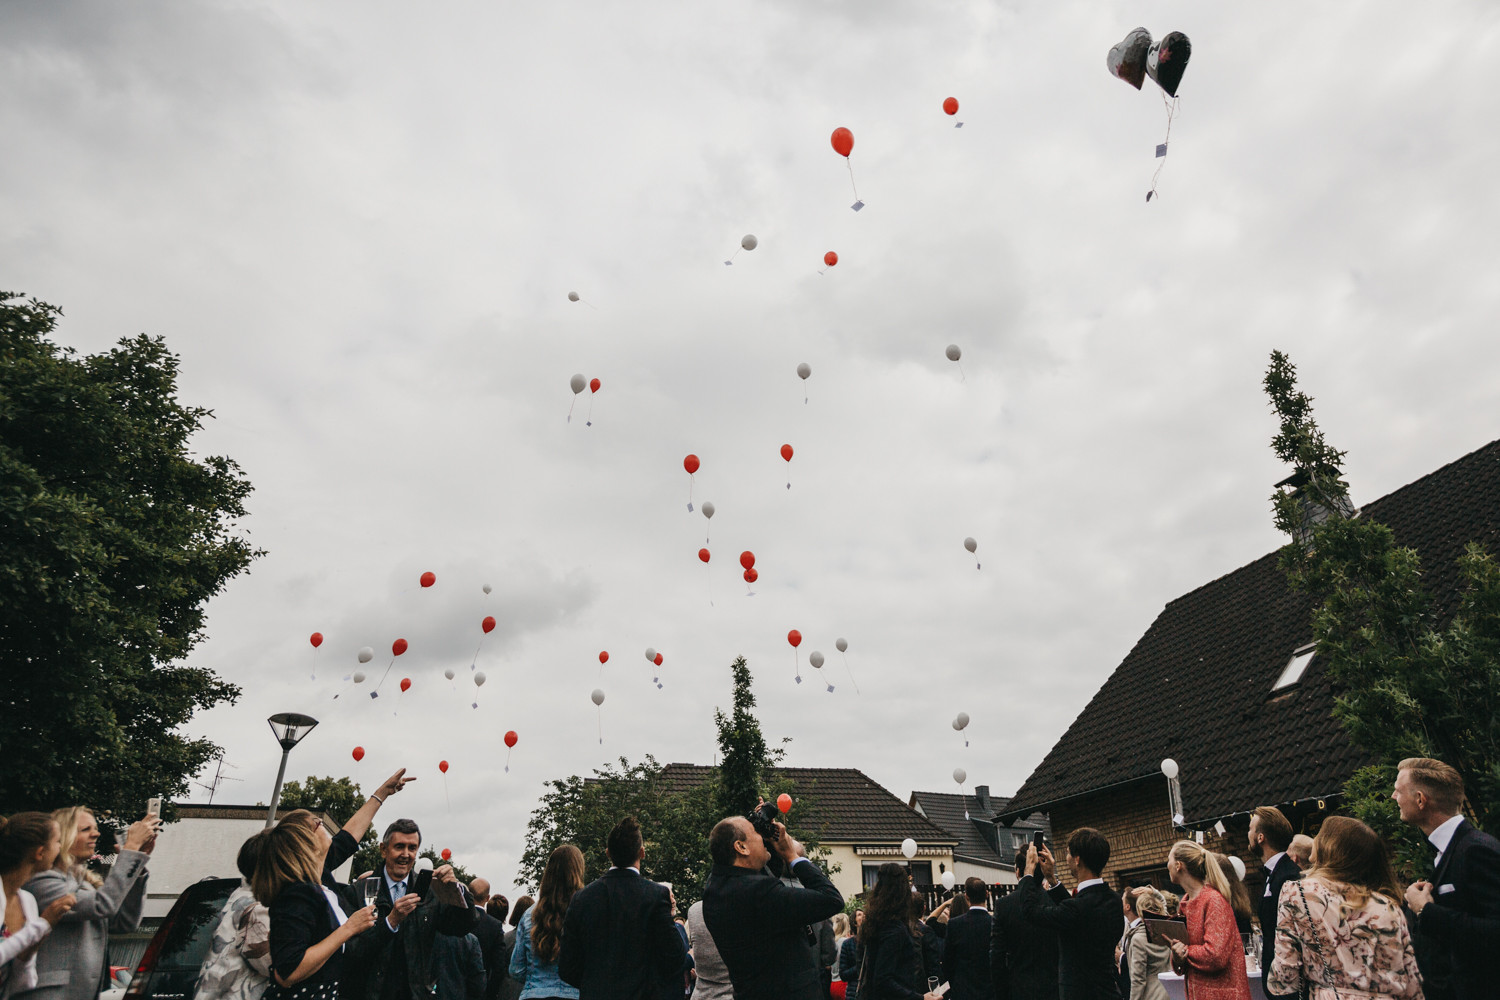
395, 881, 406, 898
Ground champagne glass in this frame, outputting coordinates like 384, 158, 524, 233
363, 878, 379, 909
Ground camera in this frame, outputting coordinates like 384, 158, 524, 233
748, 801, 789, 879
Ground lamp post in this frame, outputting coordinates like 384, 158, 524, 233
265, 712, 319, 827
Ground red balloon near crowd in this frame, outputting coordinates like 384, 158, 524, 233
392, 638, 409, 656
420, 572, 436, 588
504, 731, 518, 748
310, 632, 324, 648
683, 454, 700, 475
744, 568, 758, 584
781, 444, 794, 462
824, 251, 838, 267
943, 97, 959, 115
352, 746, 365, 762
441, 848, 452, 861
787, 630, 802, 648
777, 793, 793, 813
698, 548, 711, 563
590, 378, 601, 393
831, 127, 854, 157
740, 551, 755, 570
482, 616, 496, 634
400, 677, 412, 692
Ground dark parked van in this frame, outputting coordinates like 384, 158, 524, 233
123, 878, 238, 1000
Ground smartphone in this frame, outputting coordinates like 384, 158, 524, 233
147, 797, 162, 818
412, 869, 433, 899
1032, 831, 1045, 851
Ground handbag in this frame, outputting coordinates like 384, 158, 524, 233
1294, 880, 1339, 1000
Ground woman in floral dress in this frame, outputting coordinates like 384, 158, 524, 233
1268, 816, 1423, 1000
1163, 841, 1251, 1000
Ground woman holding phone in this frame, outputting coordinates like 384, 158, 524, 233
252, 816, 381, 1000
17, 807, 159, 1000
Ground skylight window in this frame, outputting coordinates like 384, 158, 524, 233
1273, 645, 1316, 690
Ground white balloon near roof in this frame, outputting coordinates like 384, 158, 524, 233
901, 838, 918, 859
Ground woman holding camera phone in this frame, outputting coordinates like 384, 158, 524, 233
252, 817, 381, 1000
16, 807, 159, 1000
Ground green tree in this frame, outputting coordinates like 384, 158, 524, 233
714, 656, 784, 818
278, 775, 380, 871
1264, 351, 1500, 876
0, 292, 260, 816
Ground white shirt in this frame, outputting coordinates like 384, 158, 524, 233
1263, 852, 1287, 896
1429, 814, 1465, 866
608, 866, 641, 874
0, 887, 51, 996
1076, 878, 1105, 892
383, 869, 411, 933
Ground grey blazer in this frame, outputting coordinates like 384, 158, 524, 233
1123, 920, 1171, 1000
15, 851, 150, 1000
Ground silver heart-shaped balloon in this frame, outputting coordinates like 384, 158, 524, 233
1106, 27, 1151, 90
1146, 30, 1192, 98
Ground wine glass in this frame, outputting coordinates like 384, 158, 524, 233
363, 878, 379, 909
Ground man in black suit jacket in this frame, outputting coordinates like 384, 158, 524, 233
1248, 805, 1300, 999
557, 816, 688, 1000
466, 879, 509, 1000
992, 871, 1069, 1000
1016, 828, 1124, 1000
701, 812, 845, 1000
940, 878, 992, 1000
1396, 757, 1500, 1000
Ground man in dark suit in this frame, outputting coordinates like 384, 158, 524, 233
991, 859, 1069, 1000
466, 879, 509, 1000
939, 878, 991, 1000
1248, 805, 1300, 998
701, 812, 845, 1000
352, 819, 481, 1000
1395, 757, 1500, 1000
557, 816, 688, 1000
1016, 828, 1124, 1000
432, 933, 486, 1000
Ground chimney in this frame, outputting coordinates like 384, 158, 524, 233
1276, 467, 1357, 550
974, 785, 991, 815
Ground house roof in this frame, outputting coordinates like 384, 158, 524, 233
999, 438, 1500, 824
910, 791, 1051, 868
658, 763, 956, 843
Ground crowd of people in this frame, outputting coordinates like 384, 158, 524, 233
0, 756, 1495, 1000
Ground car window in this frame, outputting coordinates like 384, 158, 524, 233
156, 881, 237, 970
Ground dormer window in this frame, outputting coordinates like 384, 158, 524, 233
1273, 643, 1316, 690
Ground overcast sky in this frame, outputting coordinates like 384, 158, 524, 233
4, 0, 1499, 899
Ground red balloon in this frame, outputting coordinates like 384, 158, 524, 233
781, 444, 794, 462
400, 677, 412, 692
310, 632, 324, 648
441, 848, 452, 861
599, 650, 609, 665
504, 730, 518, 748
787, 629, 802, 648
439, 760, 449, 773
482, 616, 496, 634
590, 378, 601, 393
420, 571, 436, 588
352, 746, 365, 762
776, 793, 793, 813
831, 127, 854, 158
744, 568, 758, 583
683, 454, 700, 475
654, 653, 663, 666
739, 550, 755, 570
943, 96, 959, 115
824, 251, 838, 267
392, 638, 409, 656
698, 548, 711, 563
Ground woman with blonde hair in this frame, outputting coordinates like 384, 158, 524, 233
1121, 886, 1170, 1000
508, 845, 583, 1000
1163, 841, 1251, 1000
1267, 816, 1422, 999
252, 817, 377, 1000
18, 807, 159, 1000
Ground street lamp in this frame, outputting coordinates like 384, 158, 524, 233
265, 712, 319, 827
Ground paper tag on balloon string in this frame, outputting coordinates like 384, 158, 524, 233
686, 502, 694, 512
723, 260, 733, 266
851, 201, 864, 212
1214, 820, 1226, 836
955, 122, 964, 128
370, 691, 379, 699
1156, 143, 1168, 157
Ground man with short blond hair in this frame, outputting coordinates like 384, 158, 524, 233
1248, 805, 1299, 999
1394, 757, 1500, 1000
1286, 835, 1313, 870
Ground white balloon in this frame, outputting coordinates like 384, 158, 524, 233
444, 668, 455, 681
568, 291, 580, 302
482, 583, 492, 595
1160, 758, 1179, 779
591, 688, 606, 706
946, 344, 962, 362
741, 234, 758, 251
836, 637, 848, 653
644, 647, 657, 662
570, 373, 586, 394
415, 857, 434, 873
796, 362, 811, 380
809, 651, 825, 669
955, 711, 970, 730
701, 502, 715, 519
901, 838, 918, 859
1229, 855, 1246, 881
941, 871, 956, 890
357, 647, 374, 663
953, 767, 967, 785
964, 537, 977, 553
474, 671, 487, 686
353, 671, 366, 684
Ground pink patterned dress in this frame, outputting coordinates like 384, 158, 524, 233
1267, 876, 1423, 999
1179, 886, 1252, 1000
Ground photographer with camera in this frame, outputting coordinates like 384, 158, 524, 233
701, 804, 844, 1000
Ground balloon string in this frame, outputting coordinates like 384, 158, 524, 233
444, 775, 451, 813
957, 361, 966, 383
1148, 94, 1179, 202
567, 397, 576, 423
842, 652, 860, 694
846, 160, 860, 201
586, 397, 594, 426
374, 657, 395, 695
597, 708, 603, 745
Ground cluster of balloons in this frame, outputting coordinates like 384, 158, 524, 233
1106, 27, 1191, 96
568, 374, 603, 425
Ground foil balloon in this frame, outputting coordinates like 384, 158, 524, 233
1107, 27, 1152, 90
1146, 31, 1192, 97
